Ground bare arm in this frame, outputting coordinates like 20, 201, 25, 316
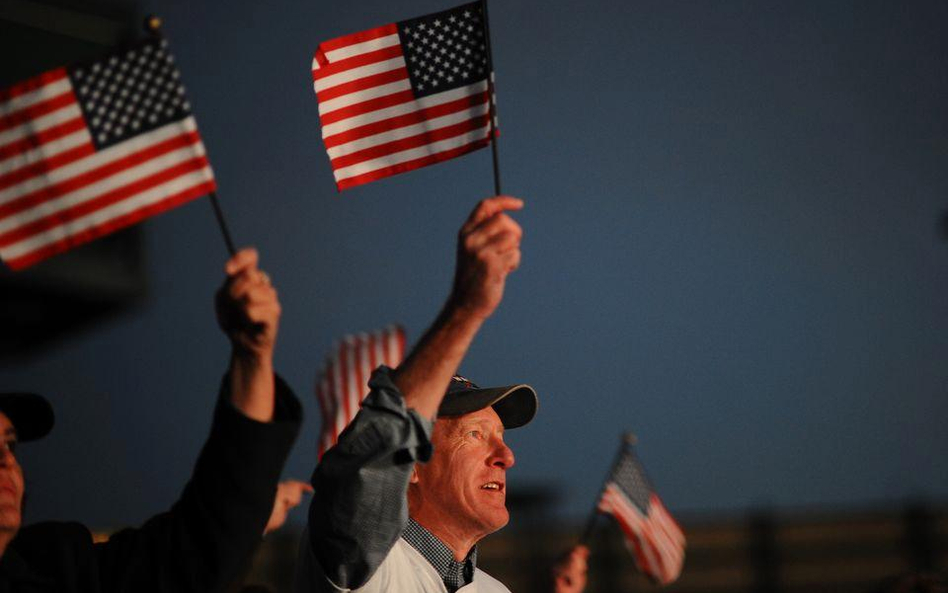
215, 248, 280, 422
393, 195, 524, 418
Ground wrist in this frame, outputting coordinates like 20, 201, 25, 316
229, 343, 274, 367
442, 295, 493, 326
227, 353, 276, 422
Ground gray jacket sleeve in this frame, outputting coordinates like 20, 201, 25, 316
303, 366, 433, 590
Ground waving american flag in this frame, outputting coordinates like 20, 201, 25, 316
0, 37, 215, 270
597, 438, 686, 585
311, 1, 496, 191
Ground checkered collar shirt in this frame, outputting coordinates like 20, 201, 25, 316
401, 518, 477, 592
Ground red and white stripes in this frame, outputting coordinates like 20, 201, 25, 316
315, 325, 407, 459
312, 25, 492, 190
0, 68, 214, 270
598, 484, 686, 585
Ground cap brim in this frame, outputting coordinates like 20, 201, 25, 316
438, 384, 538, 429
0, 392, 54, 442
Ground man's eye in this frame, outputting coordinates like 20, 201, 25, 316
466, 430, 481, 439
4, 440, 16, 455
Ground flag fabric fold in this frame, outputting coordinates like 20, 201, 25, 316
597, 442, 686, 585
0, 37, 216, 270
315, 325, 407, 459
311, 1, 496, 191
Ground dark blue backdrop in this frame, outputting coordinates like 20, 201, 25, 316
3, 0, 947, 530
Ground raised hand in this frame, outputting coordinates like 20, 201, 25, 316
215, 248, 280, 422
215, 248, 281, 360
264, 479, 314, 535
448, 195, 524, 321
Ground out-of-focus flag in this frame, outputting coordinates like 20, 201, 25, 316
597, 441, 686, 585
0, 37, 215, 270
311, 1, 496, 191
316, 325, 406, 459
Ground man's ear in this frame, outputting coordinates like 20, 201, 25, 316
409, 464, 420, 484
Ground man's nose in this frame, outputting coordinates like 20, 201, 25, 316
489, 438, 515, 469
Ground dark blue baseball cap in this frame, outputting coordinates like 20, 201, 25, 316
437, 375, 538, 429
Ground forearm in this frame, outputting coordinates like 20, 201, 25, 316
228, 350, 275, 422
216, 247, 280, 423
392, 302, 484, 419
392, 195, 523, 418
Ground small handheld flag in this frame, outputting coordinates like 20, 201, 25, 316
311, 1, 499, 191
0, 35, 218, 270
587, 433, 686, 586
315, 325, 406, 459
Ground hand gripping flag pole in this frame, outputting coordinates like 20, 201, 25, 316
146, 15, 236, 257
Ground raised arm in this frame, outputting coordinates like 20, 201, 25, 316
393, 195, 523, 417
215, 247, 281, 421
93, 247, 301, 593
301, 196, 524, 591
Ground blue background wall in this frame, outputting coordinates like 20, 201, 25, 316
3, 0, 947, 530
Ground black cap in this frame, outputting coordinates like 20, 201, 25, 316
437, 375, 538, 429
0, 393, 54, 442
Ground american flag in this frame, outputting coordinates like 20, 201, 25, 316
0, 37, 215, 270
597, 443, 686, 585
315, 325, 406, 459
311, 1, 496, 191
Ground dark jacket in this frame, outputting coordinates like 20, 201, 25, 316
0, 376, 301, 593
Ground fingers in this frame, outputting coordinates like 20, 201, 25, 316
228, 273, 276, 305
463, 209, 522, 252
499, 245, 522, 273
460, 197, 523, 265
226, 270, 280, 326
461, 195, 524, 233
216, 247, 281, 355
224, 247, 259, 276
279, 479, 314, 507
569, 545, 590, 567
449, 196, 525, 320
265, 480, 313, 535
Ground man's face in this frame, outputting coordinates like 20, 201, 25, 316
0, 412, 23, 537
409, 406, 515, 547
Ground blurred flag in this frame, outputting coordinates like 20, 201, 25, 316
597, 441, 686, 585
311, 1, 496, 191
0, 37, 215, 270
316, 325, 406, 458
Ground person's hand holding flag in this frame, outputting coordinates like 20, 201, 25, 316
449, 195, 523, 321
215, 247, 281, 423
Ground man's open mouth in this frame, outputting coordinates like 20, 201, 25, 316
481, 481, 504, 492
